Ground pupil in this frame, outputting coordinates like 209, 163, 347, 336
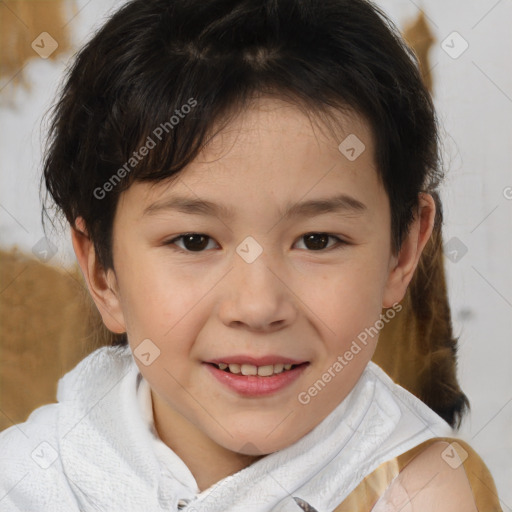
184, 234, 208, 251
305, 233, 328, 250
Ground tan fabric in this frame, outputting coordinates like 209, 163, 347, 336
333, 437, 503, 512
0, 248, 95, 431
0, 0, 74, 99
403, 12, 435, 93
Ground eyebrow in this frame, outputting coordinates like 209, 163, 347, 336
142, 193, 367, 220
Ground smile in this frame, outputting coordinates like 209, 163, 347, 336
210, 362, 302, 377
203, 361, 310, 396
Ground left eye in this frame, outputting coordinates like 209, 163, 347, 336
164, 232, 346, 253
294, 233, 345, 251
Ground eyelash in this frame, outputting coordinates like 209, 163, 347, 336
163, 232, 348, 254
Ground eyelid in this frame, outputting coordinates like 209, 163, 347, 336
163, 232, 349, 254
294, 233, 346, 251
164, 233, 220, 253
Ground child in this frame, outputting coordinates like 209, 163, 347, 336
0, 0, 502, 511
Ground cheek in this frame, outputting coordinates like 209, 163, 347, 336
115, 249, 203, 341
306, 257, 388, 329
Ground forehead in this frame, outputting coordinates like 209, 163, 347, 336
200, 96, 371, 159
116, 96, 385, 225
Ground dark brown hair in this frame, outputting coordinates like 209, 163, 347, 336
42, 0, 443, 265
41, 0, 468, 427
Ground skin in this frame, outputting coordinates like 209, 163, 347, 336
72, 96, 437, 493
372, 441, 478, 511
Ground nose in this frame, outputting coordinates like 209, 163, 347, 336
217, 247, 297, 333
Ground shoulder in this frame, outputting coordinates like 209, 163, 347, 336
373, 439, 501, 512
0, 346, 133, 510
0, 403, 79, 510
396, 440, 477, 511
0, 401, 60, 467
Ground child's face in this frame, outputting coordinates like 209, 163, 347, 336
82, 97, 425, 455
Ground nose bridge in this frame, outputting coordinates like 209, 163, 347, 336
233, 234, 281, 299
218, 235, 295, 330
235, 238, 275, 289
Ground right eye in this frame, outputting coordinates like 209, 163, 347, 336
163, 233, 219, 253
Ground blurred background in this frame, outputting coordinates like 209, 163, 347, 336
0, 0, 510, 507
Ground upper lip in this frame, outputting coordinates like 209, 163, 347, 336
205, 355, 308, 366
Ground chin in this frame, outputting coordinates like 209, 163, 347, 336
221, 430, 298, 457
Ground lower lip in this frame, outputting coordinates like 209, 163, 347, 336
203, 362, 309, 397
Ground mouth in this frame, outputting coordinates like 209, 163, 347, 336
206, 361, 308, 377
203, 360, 310, 396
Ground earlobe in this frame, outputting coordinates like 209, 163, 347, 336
71, 217, 126, 334
382, 193, 436, 308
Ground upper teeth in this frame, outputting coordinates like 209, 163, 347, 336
217, 362, 294, 376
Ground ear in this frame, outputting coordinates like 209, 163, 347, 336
70, 217, 126, 334
382, 193, 436, 308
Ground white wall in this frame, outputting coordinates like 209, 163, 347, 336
380, 2, 512, 508
1, 0, 510, 507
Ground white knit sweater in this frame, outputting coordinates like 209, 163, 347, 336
0, 345, 454, 512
